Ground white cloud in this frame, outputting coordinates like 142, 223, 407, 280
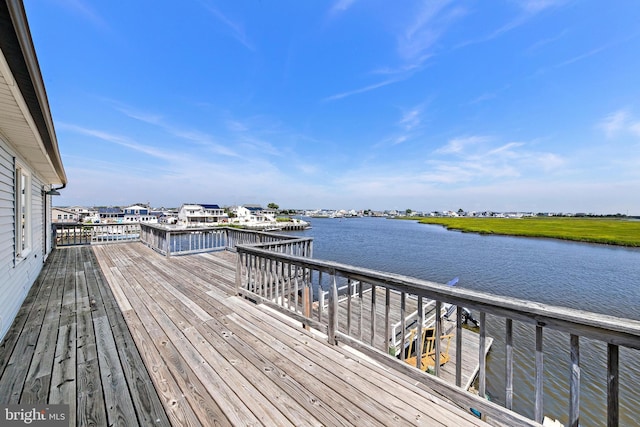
399, 108, 421, 131
324, 77, 402, 101
58, 0, 110, 32
598, 110, 634, 138
435, 135, 490, 154
199, 3, 254, 51
329, 0, 357, 15
397, 1, 465, 67
57, 123, 179, 162
457, 0, 565, 48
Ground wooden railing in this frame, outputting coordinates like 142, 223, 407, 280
54, 223, 312, 256
235, 241, 640, 427
54, 223, 141, 246
138, 223, 312, 257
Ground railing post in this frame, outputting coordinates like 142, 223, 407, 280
328, 273, 338, 345
165, 231, 171, 257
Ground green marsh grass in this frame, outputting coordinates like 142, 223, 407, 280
408, 217, 640, 247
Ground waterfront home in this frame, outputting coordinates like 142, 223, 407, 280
177, 203, 228, 226
0, 0, 67, 339
66, 205, 95, 221
229, 205, 276, 226
122, 204, 158, 223
51, 207, 79, 223
157, 209, 179, 224
97, 206, 124, 223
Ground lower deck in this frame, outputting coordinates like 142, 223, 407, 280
1, 243, 499, 425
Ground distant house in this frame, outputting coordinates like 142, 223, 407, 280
98, 207, 124, 223
0, 2, 67, 340
52, 207, 79, 223
178, 203, 228, 226
66, 205, 94, 222
122, 204, 157, 223
229, 205, 275, 225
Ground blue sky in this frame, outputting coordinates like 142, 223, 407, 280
26, 0, 640, 214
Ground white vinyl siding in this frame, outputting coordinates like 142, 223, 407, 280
0, 136, 47, 340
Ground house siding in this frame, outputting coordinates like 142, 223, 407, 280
0, 136, 48, 340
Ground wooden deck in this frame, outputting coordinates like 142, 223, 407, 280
0, 246, 169, 426
1, 243, 494, 426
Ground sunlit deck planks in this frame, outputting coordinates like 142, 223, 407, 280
0, 243, 498, 425
92, 242, 491, 426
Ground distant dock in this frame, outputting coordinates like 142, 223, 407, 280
311, 285, 493, 390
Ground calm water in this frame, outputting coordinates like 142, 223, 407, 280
288, 217, 640, 426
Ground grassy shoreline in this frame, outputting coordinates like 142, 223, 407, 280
398, 217, 640, 247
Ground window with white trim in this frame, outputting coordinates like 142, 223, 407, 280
15, 163, 32, 257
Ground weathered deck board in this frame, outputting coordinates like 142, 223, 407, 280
92, 242, 492, 426
0, 247, 170, 426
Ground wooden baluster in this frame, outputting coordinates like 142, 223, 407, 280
235, 252, 242, 296
535, 324, 544, 423
569, 334, 580, 427
385, 288, 391, 356
328, 273, 338, 345
318, 271, 324, 322
400, 292, 406, 361
347, 279, 352, 336
417, 296, 424, 370
479, 312, 487, 400
370, 284, 376, 347
607, 343, 619, 427
505, 318, 513, 410
293, 265, 299, 313
456, 306, 462, 387
358, 281, 364, 341
435, 300, 442, 377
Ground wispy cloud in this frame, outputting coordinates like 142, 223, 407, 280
57, 0, 110, 32
329, 0, 357, 16
57, 123, 179, 162
399, 107, 422, 132
427, 136, 565, 184
527, 29, 570, 53
457, 0, 565, 48
115, 104, 240, 157
435, 135, 491, 154
326, 1, 465, 101
324, 77, 402, 101
199, 2, 254, 51
598, 110, 640, 139
395, 1, 466, 71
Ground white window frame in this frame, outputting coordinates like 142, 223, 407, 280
15, 162, 32, 258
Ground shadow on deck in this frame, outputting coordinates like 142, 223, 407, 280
0, 243, 501, 426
